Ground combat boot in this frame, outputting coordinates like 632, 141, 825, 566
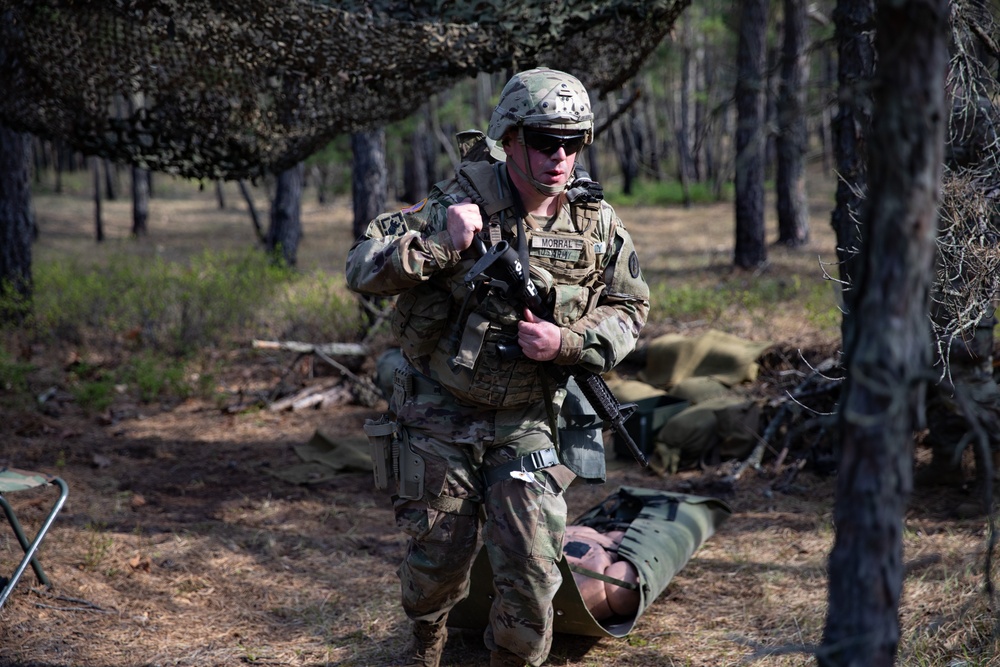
406, 619, 448, 667
489, 647, 526, 667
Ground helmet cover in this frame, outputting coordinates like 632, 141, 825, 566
487, 68, 594, 144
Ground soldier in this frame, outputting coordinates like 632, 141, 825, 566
346, 68, 649, 667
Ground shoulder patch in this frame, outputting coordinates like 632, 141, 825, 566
628, 251, 640, 279
401, 198, 427, 214
376, 211, 407, 237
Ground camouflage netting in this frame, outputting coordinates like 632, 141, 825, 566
0, 0, 688, 180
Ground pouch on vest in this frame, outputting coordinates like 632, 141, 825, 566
451, 311, 490, 371
392, 282, 452, 360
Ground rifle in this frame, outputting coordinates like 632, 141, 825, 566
463, 236, 649, 468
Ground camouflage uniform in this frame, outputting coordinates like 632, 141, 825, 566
346, 68, 649, 666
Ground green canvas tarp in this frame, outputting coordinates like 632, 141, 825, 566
447, 486, 732, 638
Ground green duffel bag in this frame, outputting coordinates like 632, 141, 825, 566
447, 486, 732, 638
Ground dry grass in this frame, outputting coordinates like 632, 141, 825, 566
1, 170, 998, 666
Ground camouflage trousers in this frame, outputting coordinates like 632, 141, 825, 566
390, 366, 575, 667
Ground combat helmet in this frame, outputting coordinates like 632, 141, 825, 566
487, 68, 594, 194
487, 67, 594, 142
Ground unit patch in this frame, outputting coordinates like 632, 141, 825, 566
628, 251, 640, 279
376, 211, 407, 237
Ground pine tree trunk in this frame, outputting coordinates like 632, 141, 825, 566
239, 180, 265, 243
734, 0, 768, 268
92, 156, 104, 243
103, 158, 116, 201
351, 129, 387, 240
403, 110, 429, 205
351, 128, 388, 327
267, 162, 304, 267
131, 164, 150, 237
775, 0, 810, 247
0, 123, 33, 320
821, 1, 949, 665
641, 75, 662, 183
677, 14, 695, 207
831, 0, 876, 355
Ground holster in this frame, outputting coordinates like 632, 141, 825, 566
363, 415, 426, 500
363, 416, 398, 492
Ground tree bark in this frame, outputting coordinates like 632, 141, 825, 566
239, 180, 265, 244
821, 1, 949, 666
677, 13, 695, 207
642, 74, 663, 183
403, 110, 430, 205
351, 128, 388, 327
0, 123, 33, 320
131, 164, 150, 237
215, 180, 226, 209
267, 162, 304, 267
612, 98, 639, 196
92, 156, 104, 243
830, 0, 876, 355
734, 0, 768, 268
351, 128, 387, 241
699, 29, 719, 191
775, 0, 810, 247
103, 158, 116, 201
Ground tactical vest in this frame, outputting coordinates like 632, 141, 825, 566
393, 159, 613, 409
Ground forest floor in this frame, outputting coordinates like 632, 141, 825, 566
1, 175, 998, 666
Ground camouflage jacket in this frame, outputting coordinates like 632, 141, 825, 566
345, 161, 649, 407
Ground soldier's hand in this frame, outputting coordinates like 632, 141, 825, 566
518, 309, 561, 361
446, 198, 483, 252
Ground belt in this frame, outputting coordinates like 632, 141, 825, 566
483, 447, 560, 486
394, 367, 443, 397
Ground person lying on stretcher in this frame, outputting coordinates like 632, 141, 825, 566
562, 525, 641, 621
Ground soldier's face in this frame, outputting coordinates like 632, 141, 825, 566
504, 127, 579, 193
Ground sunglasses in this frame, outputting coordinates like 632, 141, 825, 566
521, 129, 587, 156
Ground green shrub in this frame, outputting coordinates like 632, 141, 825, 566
649, 273, 841, 339
8, 248, 368, 407
0, 350, 32, 393
266, 271, 366, 342
69, 362, 116, 413
608, 180, 732, 207
648, 282, 730, 321
23, 248, 365, 355
122, 353, 190, 402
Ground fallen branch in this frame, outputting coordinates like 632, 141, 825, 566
725, 357, 841, 483
252, 340, 369, 357
268, 381, 340, 412
291, 384, 353, 411
253, 338, 383, 408
32, 590, 114, 613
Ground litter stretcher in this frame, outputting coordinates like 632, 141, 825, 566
448, 486, 732, 638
